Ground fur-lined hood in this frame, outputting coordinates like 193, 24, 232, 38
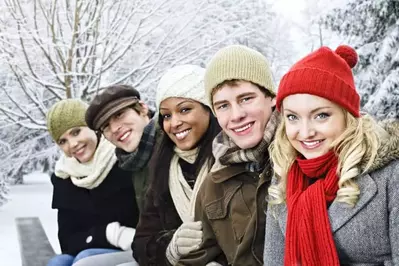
363, 120, 399, 174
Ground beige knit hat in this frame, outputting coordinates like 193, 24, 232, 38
46, 99, 88, 142
156, 65, 210, 109
204, 45, 275, 108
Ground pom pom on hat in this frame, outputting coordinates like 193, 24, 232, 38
335, 45, 358, 69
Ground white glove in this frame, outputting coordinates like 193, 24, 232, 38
166, 221, 203, 265
106, 221, 136, 251
206, 262, 223, 266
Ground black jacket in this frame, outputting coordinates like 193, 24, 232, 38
51, 163, 139, 256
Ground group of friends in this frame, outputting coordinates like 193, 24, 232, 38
44, 44, 399, 266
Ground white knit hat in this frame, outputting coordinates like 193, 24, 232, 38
156, 65, 209, 109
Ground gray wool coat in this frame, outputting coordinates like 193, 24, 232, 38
263, 121, 399, 266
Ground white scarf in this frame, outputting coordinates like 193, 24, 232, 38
55, 137, 117, 189
169, 147, 210, 222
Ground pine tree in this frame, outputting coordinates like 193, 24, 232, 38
325, 0, 399, 118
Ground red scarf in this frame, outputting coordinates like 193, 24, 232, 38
284, 150, 340, 266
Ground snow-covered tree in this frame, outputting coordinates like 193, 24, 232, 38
324, 0, 399, 118
0, 0, 295, 189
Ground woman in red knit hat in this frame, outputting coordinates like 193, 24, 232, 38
263, 45, 399, 265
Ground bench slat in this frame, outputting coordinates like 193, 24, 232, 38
15, 217, 55, 266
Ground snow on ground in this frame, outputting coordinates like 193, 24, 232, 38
0, 172, 60, 266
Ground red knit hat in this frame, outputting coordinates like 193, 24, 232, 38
276, 45, 360, 117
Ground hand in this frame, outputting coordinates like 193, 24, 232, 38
206, 262, 223, 266
166, 221, 203, 265
106, 222, 136, 250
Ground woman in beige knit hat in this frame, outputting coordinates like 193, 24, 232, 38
46, 99, 139, 266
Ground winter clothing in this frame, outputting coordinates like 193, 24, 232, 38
264, 121, 399, 265
166, 221, 203, 265
277, 45, 360, 117
156, 65, 209, 108
204, 45, 275, 110
46, 99, 88, 141
285, 150, 340, 265
132, 180, 184, 266
106, 222, 136, 251
51, 161, 139, 256
169, 147, 210, 222
47, 248, 120, 266
115, 119, 158, 212
85, 85, 141, 131
71, 251, 137, 266
177, 111, 281, 266
55, 137, 117, 189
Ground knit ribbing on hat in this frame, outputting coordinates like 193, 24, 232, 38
156, 65, 208, 109
276, 46, 360, 117
46, 99, 88, 142
204, 45, 275, 109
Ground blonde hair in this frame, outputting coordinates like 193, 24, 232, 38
268, 112, 380, 207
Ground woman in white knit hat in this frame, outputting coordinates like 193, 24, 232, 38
130, 64, 225, 266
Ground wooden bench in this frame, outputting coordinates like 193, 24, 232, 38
15, 217, 55, 266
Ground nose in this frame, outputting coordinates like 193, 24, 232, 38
230, 103, 246, 122
70, 137, 79, 148
109, 120, 121, 134
298, 120, 316, 139
170, 114, 183, 129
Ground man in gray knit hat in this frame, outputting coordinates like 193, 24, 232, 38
178, 45, 280, 266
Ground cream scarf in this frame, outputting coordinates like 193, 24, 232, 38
169, 147, 210, 222
55, 137, 117, 189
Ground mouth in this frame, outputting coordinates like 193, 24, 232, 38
118, 131, 131, 142
231, 122, 254, 135
73, 145, 86, 156
300, 139, 324, 149
174, 129, 191, 141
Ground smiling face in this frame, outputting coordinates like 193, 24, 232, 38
282, 94, 347, 159
58, 126, 98, 163
101, 106, 150, 152
160, 97, 210, 151
213, 81, 276, 149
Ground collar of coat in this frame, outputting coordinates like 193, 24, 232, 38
362, 120, 399, 174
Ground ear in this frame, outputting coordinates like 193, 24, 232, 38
271, 97, 277, 107
139, 100, 149, 117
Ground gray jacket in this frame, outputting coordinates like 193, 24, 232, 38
264, 121, 399, 266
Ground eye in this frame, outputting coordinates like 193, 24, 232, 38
115, 110, 125, 119
316, 112, 330, 119
215, 103, 228, 110
71, 128, 80, 136
180, 107, 191, 114
58, 139, 66, 145
240, 96, 253, 103
100, 123, 109, 132
286, 114, 298, 121
161, 113, 171, 120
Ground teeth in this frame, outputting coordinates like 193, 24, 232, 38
120, 131, 130, 141
302, 140, 322, 147
234, 123, 252, 132
175, 129, 190, 140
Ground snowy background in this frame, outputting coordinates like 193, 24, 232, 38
0, 0, 398, 265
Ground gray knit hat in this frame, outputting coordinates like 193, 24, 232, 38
204, 45, 275, 108
46, 99, 88, 142
156, 65, 209, 109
